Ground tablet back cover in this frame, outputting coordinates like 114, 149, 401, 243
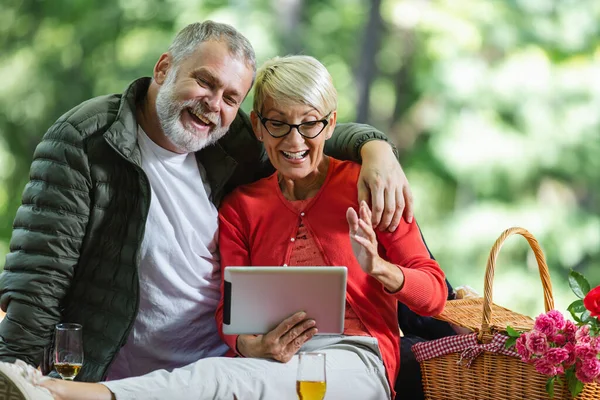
223, 266, 347, 335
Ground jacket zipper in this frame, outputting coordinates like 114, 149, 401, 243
99, 138, 151, 380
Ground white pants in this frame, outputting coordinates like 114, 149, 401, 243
102, 335, 391, 400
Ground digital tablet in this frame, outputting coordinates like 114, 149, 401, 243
222, 266, 347, 335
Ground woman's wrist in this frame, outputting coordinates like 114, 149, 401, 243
369, 258, 405, 293
367, 256, 386, 276
236, 336, 247, 357
237, 335, 259, 358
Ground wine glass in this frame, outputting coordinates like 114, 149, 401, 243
296, 352, 326, 400
54, 323, 83, 380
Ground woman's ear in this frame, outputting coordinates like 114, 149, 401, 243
325, 110, 337, 140
154, 53, 171, 85
250, 111, 263, 141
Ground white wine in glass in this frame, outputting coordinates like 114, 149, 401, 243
54, 323, 83, 380
296, 352, 326, 400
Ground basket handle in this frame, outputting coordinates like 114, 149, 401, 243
479, 227, 554, 338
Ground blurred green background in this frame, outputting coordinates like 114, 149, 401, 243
1, 0, 599, 319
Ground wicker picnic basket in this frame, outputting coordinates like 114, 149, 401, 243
412, 227, 600, 400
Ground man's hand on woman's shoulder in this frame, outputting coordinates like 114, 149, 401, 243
358, 141, 414, 232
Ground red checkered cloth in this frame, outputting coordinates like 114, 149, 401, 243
412, 332, 520, 367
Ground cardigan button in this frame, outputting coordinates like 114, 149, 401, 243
283, 264, 288, 267
290, 238, 295, 242
300, 212, 305, 217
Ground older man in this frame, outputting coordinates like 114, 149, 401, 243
0, 19, 413, 388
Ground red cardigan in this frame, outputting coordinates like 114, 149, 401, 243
216, 158, 447, 395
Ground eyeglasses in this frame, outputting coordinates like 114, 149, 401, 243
256, 112, 331, 139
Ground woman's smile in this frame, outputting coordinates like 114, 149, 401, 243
280, 149, 310, 161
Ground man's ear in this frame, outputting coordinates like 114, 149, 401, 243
250, 111, 263, 141
154, 53, 171, 85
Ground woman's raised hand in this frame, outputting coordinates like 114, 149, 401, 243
346, 201, 381, 275
236, 311, 317, 362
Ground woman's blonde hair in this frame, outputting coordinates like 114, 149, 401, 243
253, 55, 337, 115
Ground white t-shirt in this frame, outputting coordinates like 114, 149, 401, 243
106, 127, 229, 379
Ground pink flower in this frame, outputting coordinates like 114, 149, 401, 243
563, 320, 577, 341
580, 359, 600, 379
551, 333, 567, 346
564, 342, 577, 366
576, 367, 594, 383
590, 336, 600, 353
576, 359, 600, 383
575, 343, 597, 360
551, 364, 565, 376
526, 331, 549, 355
576, 325, 592, 344
515, 335, 531, 361
534, 313, 558, 337
545, 347, 569, 365
546, 310, 566, 330
535, 358, 560, 376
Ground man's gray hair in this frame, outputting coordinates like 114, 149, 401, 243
168, 20, 256, 76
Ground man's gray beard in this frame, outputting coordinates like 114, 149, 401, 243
155, 70, 229, 153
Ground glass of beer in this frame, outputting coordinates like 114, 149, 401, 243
54, 323, 83, 380
296, 352, 326, 400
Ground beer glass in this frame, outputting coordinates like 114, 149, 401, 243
296, 352, 326, 400
54, 323, 83, 380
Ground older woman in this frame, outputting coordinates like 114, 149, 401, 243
0, 55, 446, 400
213, 55, 447, 399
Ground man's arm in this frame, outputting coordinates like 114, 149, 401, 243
0, 122, 91, 367
397, 226, 456, 340
324, 122, 399, 161
398, 279, 457, 340
227, 112, 413, 230
326, 123, 414, 232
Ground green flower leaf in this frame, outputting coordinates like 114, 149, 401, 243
546, 376, 556, 398
569, 379, 584, 398
567, 300, 585, 321
506, 325, 521, 338
569, 270, 591, 299
555, 376, 564, 390
565, 367, 574, 381
567, 368, 584, 398
580, 310, 592, 324
591, 320, 600, 336
505, 336, 517, 349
